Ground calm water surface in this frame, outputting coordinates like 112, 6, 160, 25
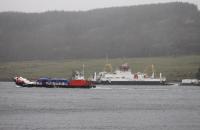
0, 82, 200, 130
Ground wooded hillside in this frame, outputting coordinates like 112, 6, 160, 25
0, 2, 200, 61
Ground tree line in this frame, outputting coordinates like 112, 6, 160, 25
0, 2, 200, 61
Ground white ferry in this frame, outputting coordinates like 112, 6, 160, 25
92, 63, 166, 85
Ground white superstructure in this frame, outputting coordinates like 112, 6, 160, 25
93, 63, 166, 84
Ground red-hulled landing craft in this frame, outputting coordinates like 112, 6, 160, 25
14, 71, 95, 88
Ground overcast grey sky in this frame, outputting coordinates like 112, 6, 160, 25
0, 0, 199, 12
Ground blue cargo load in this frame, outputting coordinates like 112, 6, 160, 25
36, 78, 68, 86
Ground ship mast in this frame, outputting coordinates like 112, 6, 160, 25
82, 64, 85, 79
104, 54, 112, 72
151, 64, 155, 78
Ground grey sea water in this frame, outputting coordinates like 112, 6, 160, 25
0, 82, 200, 130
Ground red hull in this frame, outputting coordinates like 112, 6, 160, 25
14, 77, 96, 88
68, 80, 95, 88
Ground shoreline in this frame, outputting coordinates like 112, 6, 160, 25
0, 55, 199, 82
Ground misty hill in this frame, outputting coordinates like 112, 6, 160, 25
0, 2, 200, 61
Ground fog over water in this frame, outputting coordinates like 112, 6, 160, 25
0, 0, 199, 12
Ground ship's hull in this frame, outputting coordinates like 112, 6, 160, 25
14, 79, 95, 88
16, 83, 95, 88
95, 80, 166, 85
